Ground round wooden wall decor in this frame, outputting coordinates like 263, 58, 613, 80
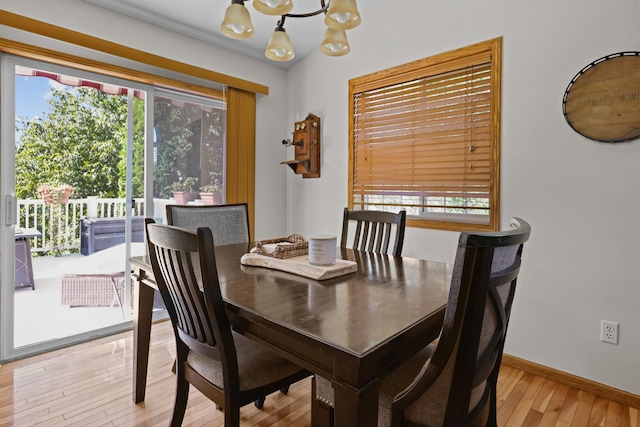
562, 52, 640, 143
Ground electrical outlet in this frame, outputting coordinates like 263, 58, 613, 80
600, 320, 619, 344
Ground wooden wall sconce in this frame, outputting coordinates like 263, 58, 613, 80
281, 113, 320, 178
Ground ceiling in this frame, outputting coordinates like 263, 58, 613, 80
84, 0, 380, 70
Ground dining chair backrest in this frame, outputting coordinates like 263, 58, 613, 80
145, 218, 310, 426
145, 219, 230, 362
340, 208, 407, 256
166, 203, 250, 246
389, 217, 531, 426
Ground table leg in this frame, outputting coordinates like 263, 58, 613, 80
133, 270, 154, 403
332, 379, 380, 427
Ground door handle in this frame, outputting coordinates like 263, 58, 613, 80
5, 195, 17, 226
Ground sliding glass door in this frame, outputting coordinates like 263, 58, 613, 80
0, 56, 150, 360
1, 54, 227, 361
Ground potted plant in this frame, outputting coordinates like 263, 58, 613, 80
37, 183, 74, 256
168, 176, 199, 205
37, 183, 74, 205
199, 174, 223, 205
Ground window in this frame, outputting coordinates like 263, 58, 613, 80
349, 38, 502, 231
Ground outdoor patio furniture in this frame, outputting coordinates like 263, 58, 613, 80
15, 228, 42, 290
80, 216, 145, 255
61, 242, 146, 313
61, 272, 126, 308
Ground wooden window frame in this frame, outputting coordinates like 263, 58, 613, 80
348, 38, 502, 232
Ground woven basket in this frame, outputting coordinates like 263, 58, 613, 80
61, 273, 126, 307
252, 234, 308, 259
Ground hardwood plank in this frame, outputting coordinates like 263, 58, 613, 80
498, 372, 535, 423
521, 409, 544, 427
534, 379, 559, 413
497, 367, 526, 411
506, 376, 546, 426
572, 392, 597, 426
606, 401, 623, 427
591, 396, 611, 426
538, 384, 570, 427
621, 407, 639, 427
557, 388, 581, 425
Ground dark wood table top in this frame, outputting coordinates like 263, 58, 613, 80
131, 243, 451, 426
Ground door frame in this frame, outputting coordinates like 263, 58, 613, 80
0, 54, 154, 361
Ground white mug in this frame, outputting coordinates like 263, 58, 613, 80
308, 235, 337, 266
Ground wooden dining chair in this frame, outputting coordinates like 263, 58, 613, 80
145, 219, 311, 427
312, 217, 531, 427
166, 203, 250, 245
340, 207, 407, 256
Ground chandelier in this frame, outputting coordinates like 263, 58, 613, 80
220, 0, 361, 62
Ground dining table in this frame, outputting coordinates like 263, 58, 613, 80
130, 243, 451, 427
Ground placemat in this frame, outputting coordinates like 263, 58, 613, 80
240, 253, 357, 281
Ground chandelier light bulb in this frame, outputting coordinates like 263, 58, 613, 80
325, 0, 361, 30
320, 28, 350, 56
220, 3, 255, 39
253, 0, 293, 15
265, 28, 295, 61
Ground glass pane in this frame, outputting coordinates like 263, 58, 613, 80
152, 90, 226, 223
13, 64, 145, 348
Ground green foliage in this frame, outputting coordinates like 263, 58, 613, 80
200, 172, 222, 193
118, 98, 145, 198
152, 101, 226, 199
15, 87, 127, 199
153, 101, 195, 199
167, 175, 198, 192
15, 83, 226, 204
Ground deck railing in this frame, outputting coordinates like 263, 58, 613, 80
18, 197, 172, 253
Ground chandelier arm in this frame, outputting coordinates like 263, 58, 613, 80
280, 0, 329, 19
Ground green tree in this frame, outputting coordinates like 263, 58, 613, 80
16, 87, 128, 199
15, 84, 225, 204
152, 101, 226, 199
152, 101, 195, 199
117, 98, 145, 198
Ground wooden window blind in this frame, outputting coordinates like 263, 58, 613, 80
349, 38, 501, 232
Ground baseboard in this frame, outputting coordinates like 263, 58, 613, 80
502, 354, 640, 409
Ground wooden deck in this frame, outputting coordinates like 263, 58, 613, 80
13, 244, 146, 348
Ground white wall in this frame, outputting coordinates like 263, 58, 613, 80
0, 0, 290, 241
285, 0, 640, 394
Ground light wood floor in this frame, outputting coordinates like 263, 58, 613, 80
1, 320, 638, 426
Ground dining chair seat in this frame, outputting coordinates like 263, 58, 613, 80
187, 331, 307, 391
